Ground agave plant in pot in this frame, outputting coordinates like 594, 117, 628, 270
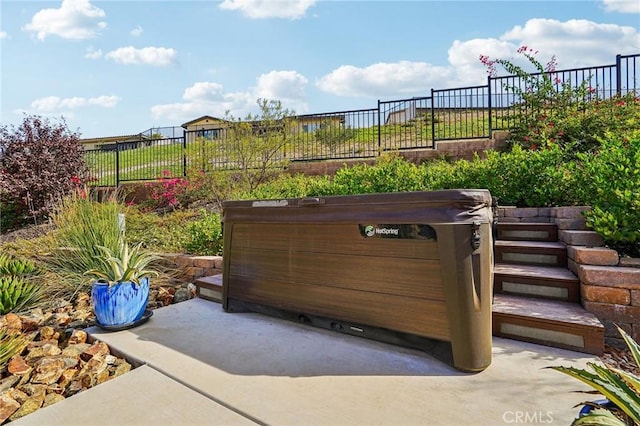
85, 239, 160, 328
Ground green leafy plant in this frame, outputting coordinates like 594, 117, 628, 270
45, 190, 126, 288
0, 254, 40, 277
84, 239, 160, 286
550, 325, 640, 426
0, 328, 27, 369
185, 210, 223, 256
0, 276, 41, 315
0, 255, 42, 314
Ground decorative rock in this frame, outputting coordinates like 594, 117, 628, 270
38, 326, 58, 341
0, 375, 20, 393
80, 341, 110, 361
31, 357, 67, 385
75, 292, 91, 310
9, 356, 32, 376
68, 329, 88, 345
9, 393, 45, 421
58, 368, 79, 390
0, 394, 20, 423
5, 313, 23, 330
24, 342, 62, 361
20, 383, 47, 398
43, 393, 65, 408
173, 287, 192, 304
111, 360, 132, 378
62, 343, 90, 358
6, 388, 28, 404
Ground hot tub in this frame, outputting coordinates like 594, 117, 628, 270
222, 190, 495, 372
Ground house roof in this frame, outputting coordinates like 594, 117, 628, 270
79, 134, 147, 145
181, 115, 227, 129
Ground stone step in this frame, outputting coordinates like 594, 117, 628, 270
492, 294, 604, 355
494, 263, 580, 303
494, 240, 568, 267
193, 275, 223, 303
496, 223, 558, 242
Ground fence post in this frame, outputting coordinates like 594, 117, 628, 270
115, 140, 120, 187
615, 54, 622, 96
430, 89, 436, 146
183, 130, 187, 177
487, 76, 493, 139
377, 100, 382, 156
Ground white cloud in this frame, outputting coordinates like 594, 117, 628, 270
318, 18, 640, 98
219, 0, 315, 19
0, 31, 8, 40
151, 71, 309, 123
31, 95, 119, 112
24, 0, 107, 40
256, 70, 308, 101
183, 82, 225, 102
84, 46, 102, 59
603, 0, 640, 13
130, 25, 143, 37
317, 61, 453, 98
105, 46, 177, 66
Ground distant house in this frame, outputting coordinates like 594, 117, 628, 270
181, 116, 229, 143
385, 106, 429, 125
80, 134, 150, 151
295, 114, 346, 133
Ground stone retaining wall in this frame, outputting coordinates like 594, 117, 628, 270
160, 254, 223, 283
502, 206, 640, 348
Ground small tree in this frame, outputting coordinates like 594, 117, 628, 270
0, 115, 89, 228
218, 99, 295, 192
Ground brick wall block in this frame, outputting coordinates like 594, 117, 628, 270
583, 301, 640, 324
568, 246, 619, 266
620, 258, 640, 268
504, 208, 540, 218
214, 257, 224, 269
184, 266, 204, 279
559, 230, 604, 247
632, 290, 640, 306
601, 320, 632, 338
554, 218, 587, 230
582, 285, 630, 305
174, 256, 193, 268
203, 268, 222, 276
578, 265, 640, 289
192, 256, 220, 268
634, 324, 640, 343
552, 206, 591, 219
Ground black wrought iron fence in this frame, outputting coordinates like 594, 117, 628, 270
85, 52, 639, 186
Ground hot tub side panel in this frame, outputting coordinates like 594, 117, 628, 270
223, 222, 450, 341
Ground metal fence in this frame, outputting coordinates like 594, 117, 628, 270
86, 53, 639, 186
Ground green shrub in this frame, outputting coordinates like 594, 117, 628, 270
577, 131, 640, 256
333, 154, 426, 194
244, 173, 337, 200
125, 208, 198, 253
185, 210, 223, 256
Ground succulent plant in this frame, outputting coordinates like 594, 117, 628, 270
84, 239, 159, 286
550, 325, 640, 426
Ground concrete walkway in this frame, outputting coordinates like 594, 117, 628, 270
14, 298, 598, 426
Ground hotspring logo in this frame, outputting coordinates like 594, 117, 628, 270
365, 225, 399, 237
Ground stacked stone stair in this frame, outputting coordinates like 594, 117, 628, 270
492, 222, 605, 355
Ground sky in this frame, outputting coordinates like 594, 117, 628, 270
0, 0, 639, 139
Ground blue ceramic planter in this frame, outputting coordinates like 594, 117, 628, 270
91, 278, 150, 326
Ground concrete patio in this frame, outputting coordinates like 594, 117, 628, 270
13, 297, 597, 425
